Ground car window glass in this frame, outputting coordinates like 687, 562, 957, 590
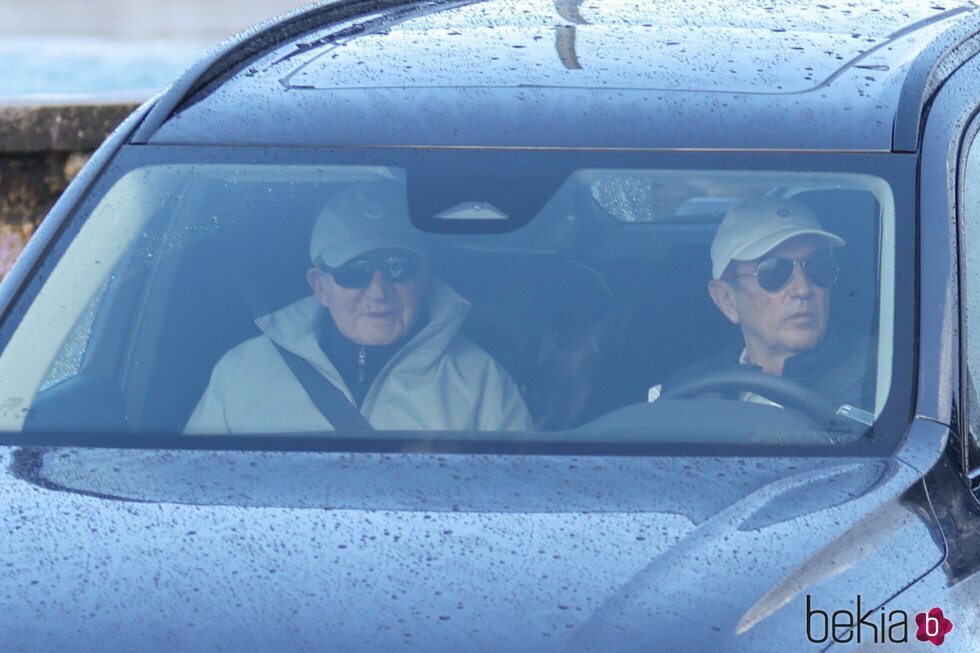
39, 284, 106, 392
0, 154, 894, 451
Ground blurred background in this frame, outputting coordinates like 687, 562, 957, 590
0, 0, 308, 276
0, 0, 309, 100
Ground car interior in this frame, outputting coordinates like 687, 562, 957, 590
22, 166, 882, 441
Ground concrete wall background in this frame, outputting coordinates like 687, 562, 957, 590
0, 102, 138, 276
0, 0, 308, 276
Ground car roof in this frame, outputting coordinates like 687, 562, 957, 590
136, 0, 980, 152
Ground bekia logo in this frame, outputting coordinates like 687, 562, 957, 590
916, 608, 953, 646
806, 595, 953, 646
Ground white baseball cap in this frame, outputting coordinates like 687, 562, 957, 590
310, 183, 427, 267
710, 197, 845, 279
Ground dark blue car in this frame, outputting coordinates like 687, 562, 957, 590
1, 1, 979, 650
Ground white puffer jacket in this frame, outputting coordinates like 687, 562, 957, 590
184, 280, 532, 433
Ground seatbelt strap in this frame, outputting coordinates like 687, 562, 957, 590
272, 342, 374, 432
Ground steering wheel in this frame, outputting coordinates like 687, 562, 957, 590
659, 369, 841, 431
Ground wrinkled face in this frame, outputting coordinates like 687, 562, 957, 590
307, 248, 429, 346
709, 236, 832, 373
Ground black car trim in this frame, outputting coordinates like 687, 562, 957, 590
0, 433, 880, 458
954, 99, 980, 485
922, 444, 980, 584
895, 9, 980, 153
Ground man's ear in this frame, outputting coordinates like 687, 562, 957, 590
708, 278, 740, 325
307, 268, 330, 307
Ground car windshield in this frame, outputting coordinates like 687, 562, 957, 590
0, 147, 911, 453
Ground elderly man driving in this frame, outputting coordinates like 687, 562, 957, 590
649, 197, 873, 413
185, 184, 532, 434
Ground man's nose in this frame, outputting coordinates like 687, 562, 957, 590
785, 262, 814, 297
363, 268, 392, 298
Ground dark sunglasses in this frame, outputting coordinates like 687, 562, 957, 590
322, 252, 422, 289
724, 253, 839, 293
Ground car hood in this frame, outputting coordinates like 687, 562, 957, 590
0, 445, 940, 651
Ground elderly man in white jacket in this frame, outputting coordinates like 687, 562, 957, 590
185, 184, 532, 434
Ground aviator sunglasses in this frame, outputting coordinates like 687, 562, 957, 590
723, 253, 839, 293
321, 251, 422, 289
